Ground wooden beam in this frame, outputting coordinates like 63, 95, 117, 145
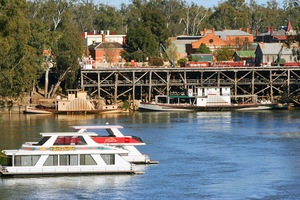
270, 70, 273, 102
132, 71, 135, 111
153, 72, 167, 84
167, 71, 170, 95
114, 73, 118, 103
97, 72, 101, 97
149, 70, 152, 101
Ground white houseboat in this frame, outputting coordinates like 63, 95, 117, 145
0, 128, 147, 176
72, 125, 157, 164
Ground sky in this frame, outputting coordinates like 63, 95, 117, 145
95, 0, 286, 9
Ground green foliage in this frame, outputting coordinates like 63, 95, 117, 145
215, 47, 235, 61
209, 0, 248, 30
0, 0, 40, 100
0, 152, 9, 164
149, 57, 164, 66
122, 24, 159, 62
196, 43, 212, 54
177, 58, 187, 66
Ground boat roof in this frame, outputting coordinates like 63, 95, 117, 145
72, 125, 124, 130
40, 132, 98, 136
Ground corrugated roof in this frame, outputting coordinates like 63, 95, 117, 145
174, 43, 187, 53
207, 30, 253, 41
259, 43, 281, 54
258, 43, 293, 55
88, 42, 123, 49
214, 30, 253, 36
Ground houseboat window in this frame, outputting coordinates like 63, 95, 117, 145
54, 136, 87, 145
43, 155, 58, 166
80, 154, 97, 165
101, 154, 115, 165
59, 155, 78, 166
14, 155, 40, 166
36, 136, 51, 145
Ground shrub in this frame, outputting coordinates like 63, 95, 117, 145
148, 57, 164, 66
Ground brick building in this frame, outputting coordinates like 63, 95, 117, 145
81, 30, 126, 64
192, 28, 254, 52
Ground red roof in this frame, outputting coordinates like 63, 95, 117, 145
287, 21, 292, 32
274, 36, 287, 40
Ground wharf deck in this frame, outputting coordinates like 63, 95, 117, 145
80, 66, 300, 108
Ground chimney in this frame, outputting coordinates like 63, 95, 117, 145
123, 36, 126, 45
239, 28, 242, 31
93, 30, 97, 34
84, 32, 87, 38
267, 27, 270, 33
100, 30, 104, 34
212, 28, 215, 35
270, 27, 273, 35
102, 34, 105, 42
246, 28, 249, 33
204, 28, 207, 35
106, 30, 110, 35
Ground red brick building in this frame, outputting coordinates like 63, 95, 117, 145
88, 42, 125, 63
192, 28, 254, 52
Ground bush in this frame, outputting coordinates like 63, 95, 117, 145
177, 58, 187, 66
148, 57, 164, 66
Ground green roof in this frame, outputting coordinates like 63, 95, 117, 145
169, 95, 190, 99
236, 51, 255, 58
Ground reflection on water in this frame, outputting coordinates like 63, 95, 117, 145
258, 131, 300, 137
1, 111, 300, 199
1, 174, 135, 199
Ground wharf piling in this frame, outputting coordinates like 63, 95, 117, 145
80, 66, 300, 107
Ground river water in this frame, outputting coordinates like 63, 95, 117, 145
0, 110, 300, 200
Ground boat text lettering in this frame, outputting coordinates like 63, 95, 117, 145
50, 146, 76, 151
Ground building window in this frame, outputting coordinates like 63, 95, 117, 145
14, 155, 40, 166
101, 154, 115, 165
209, 39, 214, 43
80, 154, 97, 165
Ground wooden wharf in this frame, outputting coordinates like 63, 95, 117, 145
80, 66, 300, 109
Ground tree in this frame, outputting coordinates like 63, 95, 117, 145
149, 57, 164, 66
209, 0, 248, 29
142, 8, 169, 46
196, 43, 212, 54
103, 43, 120, 64
179, 3, 208, 35
50, 16, 85, 98
72, 1, 97, 32
122, 24, 158, 62
0, 0, 40, 101
95, 4, 123, 34
214, 47, 235, 61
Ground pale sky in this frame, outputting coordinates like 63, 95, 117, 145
95, 0, 286, 9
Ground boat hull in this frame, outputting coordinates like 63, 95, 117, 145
138, 102, 279, 112
0, 167, 136, 176
24, 106, 124, 114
